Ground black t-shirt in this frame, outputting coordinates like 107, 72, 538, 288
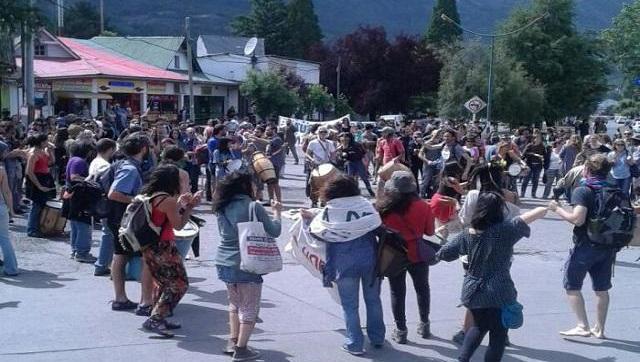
570, 186, 596, 244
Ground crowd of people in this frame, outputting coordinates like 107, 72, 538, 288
0, 111, 636, 361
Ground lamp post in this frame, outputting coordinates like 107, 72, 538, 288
441, 13, 547, 125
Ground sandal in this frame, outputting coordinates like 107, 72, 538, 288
111, 299, 138, 311
142, 318, 174, 338
163, 320, 181, 330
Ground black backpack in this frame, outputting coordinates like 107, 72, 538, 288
586, 186, 636, 250
374, 226, 410, 278
88, 161, 121, 219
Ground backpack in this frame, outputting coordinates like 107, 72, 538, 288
88, 160, 123, 219
374, 226, 410, 278
586, 186, 636, 249
195, 144, 209, 165
118, 192, 169, 253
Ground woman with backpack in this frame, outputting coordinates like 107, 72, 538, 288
139, 164, 201, 338
377, 170, 436, 344
213, 172, 282, 361
436, 193, 548, 362
300, 174, 385, 356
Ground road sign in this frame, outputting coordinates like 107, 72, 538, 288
465, 96, 487, 114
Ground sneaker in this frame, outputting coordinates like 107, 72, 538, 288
135, 304, 152, 317
111, 299, 138, 311
94, 268, 111, 277
223, 338, 238, 355
590, 327, 606, 339
69, 252, 76, 259
452, 330, 465, 345
163, 319, 181, 330
391, 328, 408, 344
417, 321, 431, 339
75, 253, 97, 264
559, 326, 591, 337
232, 346, 261, 361
142, 318, 174, 338
340, 344, 364, 356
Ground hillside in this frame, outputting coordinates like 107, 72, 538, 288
38, 0, 625, 40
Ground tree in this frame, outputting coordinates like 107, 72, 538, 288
302, 84, 333, 120
615, 98, 640, 118
0, 0, 40, 34
602, 2, 640, 93
425, 0, 462, 46
231, 0, 291, 57
334, 93, 354, 117
287, 0, 323, 59
240, 70, 300, 119
501, 0, 608, 120
437, 43, 545, 125
63, 1, 115, 39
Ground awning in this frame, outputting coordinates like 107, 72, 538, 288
54, 92, 113, 100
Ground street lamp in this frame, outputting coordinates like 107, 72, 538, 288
441, 12, 548, 125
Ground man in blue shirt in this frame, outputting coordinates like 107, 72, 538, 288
207, 124, 227, 198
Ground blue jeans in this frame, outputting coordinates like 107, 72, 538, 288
335, 273, 385, 351
0, 203, 18, 275
95, 218, 113, 271
70, 220, 92, 256
5, 161, 22, 212
615, 177, 631, 198
27, 202, 43, 235
421, 164, 439, 198
346, 160, 374, 194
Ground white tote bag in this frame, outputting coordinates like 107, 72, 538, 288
238, 202, 283, 274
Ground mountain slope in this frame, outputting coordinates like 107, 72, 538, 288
39, 0, 625, 40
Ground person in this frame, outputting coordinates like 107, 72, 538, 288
213, 138, 242, 183
265, 125, 284, 202
89, 138, 117, 276
361, 124, 378, 176
107, 134, 153, 313
548, 154, 617, 339
442, 128, 473, 181
542, 139, 564, 199
0, 141, 17, 276
283, 119, 299, 165
407, 131, 424, 184
437, 193, 548, 362
161, 146, 191, 194
206, 124, 227, 200
65, 141, 97, 263
337, 132, 375, 197
429, 162, 464, 239
302, 174, 385, 355
607, 139, 634, 197
376, 127, 405, 167
305, 126, 336, 207
560, 135, 581, 175
574, 135, 610, 167
182, 127, 201, 193
138, 164, 200, 337
520, 134, 547, 198
213, 172, 282, 361
25, 133, 55, 238
419, 130, 443, 199
377, 171, 435, 344
53, 127, 69, 186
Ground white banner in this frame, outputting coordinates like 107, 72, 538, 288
278, 115, 351, 134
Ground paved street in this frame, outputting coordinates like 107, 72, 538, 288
1, 158, 640, 362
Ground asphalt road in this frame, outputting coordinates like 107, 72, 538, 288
1, 157, 639, 362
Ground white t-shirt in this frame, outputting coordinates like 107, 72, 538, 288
307, 139, 335, 164
459, 190, 521, 227
548, 149, 562, 170
88, 156, 110, 178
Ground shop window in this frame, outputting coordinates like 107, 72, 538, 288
174, 55, 180, 69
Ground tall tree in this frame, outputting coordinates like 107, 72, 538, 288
63, 1, 114, 39
602, 2, 640, 94
287, 0, 323, 59
501, 0, 607, 120
425, 0, 462, 46
240, 70, 300, 119
231, 0, 291, 57
438, 43, 545, 125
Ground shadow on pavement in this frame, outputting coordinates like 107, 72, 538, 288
615, 261, 640, 269
561, 337, 640, 355
0, 270, 76, 288
0, 301, 20, 309
406, 335, 462, 361
505, 341, 620, 361
173, 303, 234, 355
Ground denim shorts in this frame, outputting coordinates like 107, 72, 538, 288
563, 242, 616, 291
216, 265, 263, 284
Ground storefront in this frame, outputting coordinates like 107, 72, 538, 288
146, 81, 179, 122
52, 79, 109, 117
97, 79, 145, 116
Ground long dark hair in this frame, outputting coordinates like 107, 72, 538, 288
140, 164, 181, 197
470, 192, 505, 231
321, 174, 360, 202
376, 192, 418, 217
212, 171, 254, 213
468, 163, 504, 194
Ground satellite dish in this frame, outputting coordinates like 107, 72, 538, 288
244, 37, 258, 56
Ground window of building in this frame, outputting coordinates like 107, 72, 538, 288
35, 44, 46, 56
174, 55, 180, 69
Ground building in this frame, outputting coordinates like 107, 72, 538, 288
88, 36, 239, 122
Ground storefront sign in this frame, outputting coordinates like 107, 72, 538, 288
52, 79, 92, 92
35, 82, 52, 91
147, 81, 168, 94
97, 79, 144, 93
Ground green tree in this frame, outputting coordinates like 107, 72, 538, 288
602, 2, 640, 94
240, 70, 300, 119
0, 0, 40, 33
287, 0, 323, 59
615, 98, 640, 118
425, 0, 462, 46
437, 43, 545, 125
302, 84, 333, 120
501, 0, 607, 120
63, 1, 115, 39
231, 0, 291, 57
334, 93, 354, 118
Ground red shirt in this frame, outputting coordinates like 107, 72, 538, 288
151, 203, 175, 241
34, 153, 50, 174
377, 138, 405, 164
429, 192, 457, 224
382, 199, 435, 263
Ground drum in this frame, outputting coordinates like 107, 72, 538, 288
252, 152, 277, 184
310, 163, 339, 198
227, 159, 243, 173
378, 159, 411, 182
174, 220, 199, 260
507, 164, 523, 177
39, 200, 66, 236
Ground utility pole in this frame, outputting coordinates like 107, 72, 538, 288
23, 0, 36, 124
336, 56, 341, 97
99, 0, 104, 34
185, 17, 195, 123
57, 0, 64, 36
